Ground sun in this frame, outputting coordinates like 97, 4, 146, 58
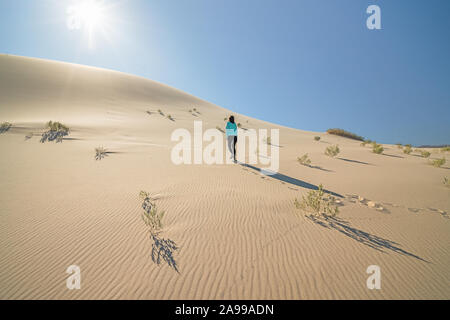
67, 0, 106, 30
76, 1, 105, 28
66, 0, 111, 47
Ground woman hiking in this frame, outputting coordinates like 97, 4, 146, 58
226, 115, 238, 162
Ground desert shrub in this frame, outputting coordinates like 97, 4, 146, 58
40, 121, 69, 143
140, 191, 165, 234
95, 147, 108, 161
361, 139, 373, 147
158, 109, 164, 115
189, 110, 192, 113
297, 154, 312, 167
167, 114, 174, 121
420, 151, 431, 158
326, 128, 364, 141
294, 185, 338, 218
372, 143, 384, 154
396, 143, 403, 149
237, 123, 242, 128
441, 146, 450, 153
430, 158, 446, 168
444, 177, 450, 188
314, 136, 321, 141
403, 145, 412, 155
224, 117, 227, 121
0, 122, 12, 133
325, 145, 340, 157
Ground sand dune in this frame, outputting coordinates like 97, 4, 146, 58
0, 54, 449, 299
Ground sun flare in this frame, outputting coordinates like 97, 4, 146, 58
66, 0, 112, 47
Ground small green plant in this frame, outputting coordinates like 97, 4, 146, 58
443, 177, 449, 187
441, 146, 450, 153
237, 123, 242, 128
420, 150, 431, 158
297, 154, 312, 167
361, 139, 372, 147
95, 146, 108, 161
224, 117, 227, 121
325, 145, 340, 157
40, 121, 70, 143
140, 191, 165, 234
326, 128, 364, 141
372, 143, 384, 154
403, 145, 412, 155
314, 136, 321, 141
0, 122, 12, 133
294, 185, 338, 218
430, 157, 446, 168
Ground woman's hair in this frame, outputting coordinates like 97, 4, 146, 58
229, 116, 235, 123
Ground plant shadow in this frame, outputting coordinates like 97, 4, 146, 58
338, 158, 373, 166
308, 215, 428, 262
150, 233, 179, 273
382, 153, 405, 159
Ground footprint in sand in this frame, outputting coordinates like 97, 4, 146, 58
347, 195, 387, 213
427, 207, 449, 219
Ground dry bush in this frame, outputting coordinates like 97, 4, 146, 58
403, 145, 412, 155
430, 158, 446, 168
294, 185, 339, 218
326, 128, 364, 141
40, 121, 69, 143
297, 154, 312, 166
372, 143, 384, 154
325, 145, 340, 157
0, 122, 12, 133
95, 147, 108, 161
420, 150, 431, 158
140, 191, 165, 234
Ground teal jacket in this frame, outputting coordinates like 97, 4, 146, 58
226, 122, 237, 136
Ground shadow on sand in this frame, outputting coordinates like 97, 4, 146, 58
338, 158, 373, 166
141, 195, 179, 272
382, 153, 405, 159
308, 215, 428, 262
240, 163, 343, 198
150, 233, 179, 272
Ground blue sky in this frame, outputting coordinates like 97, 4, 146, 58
1, 0, 449, 146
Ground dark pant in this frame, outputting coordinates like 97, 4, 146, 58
233, 136, 237, 160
